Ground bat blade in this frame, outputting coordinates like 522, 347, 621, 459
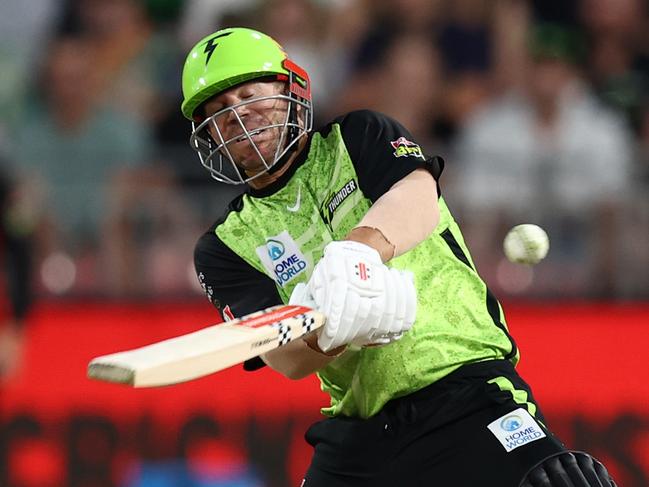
87, 305, 325, 387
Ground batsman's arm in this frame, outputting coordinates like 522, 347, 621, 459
352, 168, 439, 261
262, 169, 438, 379
260, 333, 346, 380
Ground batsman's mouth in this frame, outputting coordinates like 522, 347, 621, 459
232, 128, 267, 144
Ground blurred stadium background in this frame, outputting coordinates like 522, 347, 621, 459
0, 0, 647, 486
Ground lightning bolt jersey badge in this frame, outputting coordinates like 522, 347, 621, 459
203, 32, 232, 65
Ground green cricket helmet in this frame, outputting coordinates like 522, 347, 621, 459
181, 27, 313, 185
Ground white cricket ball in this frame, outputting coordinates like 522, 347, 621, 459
503, 224, 549, 265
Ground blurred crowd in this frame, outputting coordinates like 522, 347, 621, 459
1, 0, 648, 304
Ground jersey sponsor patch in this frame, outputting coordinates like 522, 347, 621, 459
390, 136, 424, 159
487, 407, 546, 452
255, 231, 308, 287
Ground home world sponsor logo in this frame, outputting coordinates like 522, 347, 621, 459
487, 407, 547, 452
390, 136, 424, 159
500, 414, 523, 432
267, 239, 285, 260
321, 179, 357, 227
256, 231, 308, 287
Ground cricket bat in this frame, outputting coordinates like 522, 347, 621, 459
87, 304, 325, 387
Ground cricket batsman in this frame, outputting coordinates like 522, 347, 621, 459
182, 27, 616, 487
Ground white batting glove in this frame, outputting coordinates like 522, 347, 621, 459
307, 241, 416, 352
353, 269, 417, 347
307, 241, 383, 351
288, 282, 317, 308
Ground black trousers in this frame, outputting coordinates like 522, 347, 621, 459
302, 360, 566, 487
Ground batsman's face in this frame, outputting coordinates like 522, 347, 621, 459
203, 80, 289, 173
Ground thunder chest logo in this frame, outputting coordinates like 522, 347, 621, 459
321, 179, 358, 227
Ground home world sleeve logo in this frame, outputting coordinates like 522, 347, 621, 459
256, 231, 308, 287
487, 407, 546, 452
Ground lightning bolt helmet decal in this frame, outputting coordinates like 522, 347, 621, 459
202, 32, 232, 65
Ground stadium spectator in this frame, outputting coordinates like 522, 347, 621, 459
257, 0, 345, 120
0, 0, 61, 130
59, 0, 182, 127
10, 36, 152, 293
580, 0, 649, 135
335, 33, 444, 151
178, 0, 259, 50
452, 23, 635, 295
456, 23, 633, 210
0, 0, 646, 300
0, 162, 34, 381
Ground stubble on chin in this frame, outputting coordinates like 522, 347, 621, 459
234, 139, 279, 172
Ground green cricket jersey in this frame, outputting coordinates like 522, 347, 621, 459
195, 110, 518, 418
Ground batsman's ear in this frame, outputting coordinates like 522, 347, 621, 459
192, 101, 207, 123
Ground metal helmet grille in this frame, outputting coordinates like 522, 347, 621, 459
189, 90, 313, 185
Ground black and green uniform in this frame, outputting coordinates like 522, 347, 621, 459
195, 110, 566, 486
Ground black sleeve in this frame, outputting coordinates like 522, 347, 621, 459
336, 110, 444, 201
194, 225, 282, 371
0, 172, 32, 324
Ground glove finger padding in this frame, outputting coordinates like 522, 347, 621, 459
338, 244, 386, 346
360, 269, 403, 345
326, 264, 387, 350
363, 269, 416, 346
316, 256, 347, 341
310, 241, 386, 352
307, 240, 418, 351
333, 290, 363, 348
371, 265, 396, 338
401, 270, 417, 330
344, 294, 374, 345
389, 269, 406, 336
318, 280, 348, 350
